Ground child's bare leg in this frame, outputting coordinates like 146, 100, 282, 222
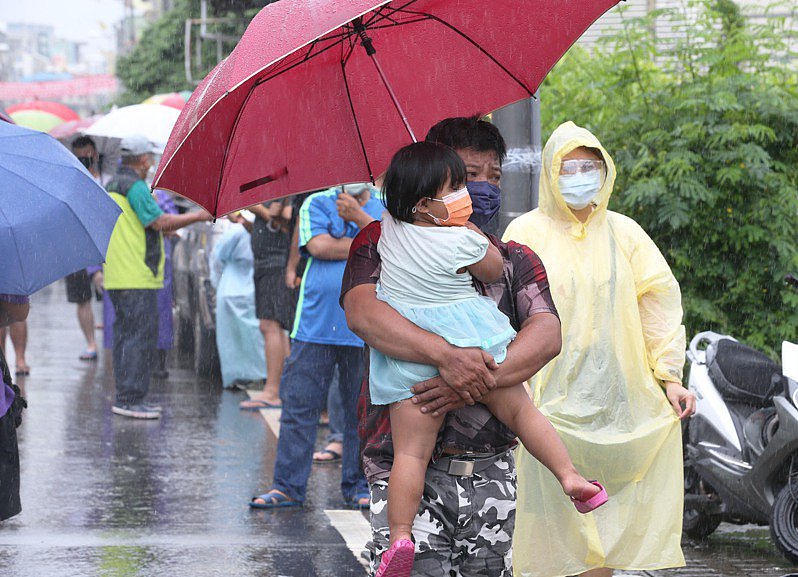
388, 399, 445, 544
482, 384, 600, 501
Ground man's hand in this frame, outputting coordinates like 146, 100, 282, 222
92, 271, 104, 293
285, 267, 302, 289
410, 376, 467, 416
336, 193, 365, 223
435, 347, 498, 405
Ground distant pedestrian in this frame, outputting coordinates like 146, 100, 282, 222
103, 135, 211, 419
0, 294, 29, 521
0, 320, 28, 377
153, 189, 178, 379
239, 193, 308, 409
249, 184, 382, 509
65, 136, 104, 362
211, 219, 266, 389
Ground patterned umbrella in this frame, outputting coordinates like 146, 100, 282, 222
142, 93, 187, 110
48, 115, 103, 140
6, 101, 79, 132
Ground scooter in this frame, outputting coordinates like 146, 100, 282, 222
683, 277, 798, 562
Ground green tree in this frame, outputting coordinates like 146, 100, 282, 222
540, 0, 798, 353
115, 0, 265, 105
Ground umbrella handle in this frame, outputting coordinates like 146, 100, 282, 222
354, 19, 417, 143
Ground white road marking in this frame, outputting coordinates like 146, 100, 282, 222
246, 390, 281, 437
324, 509, 371, 572
249, 392, 370, 571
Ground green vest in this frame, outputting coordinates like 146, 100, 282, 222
103, 168, 165, 290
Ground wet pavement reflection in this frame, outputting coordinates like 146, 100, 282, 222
2, 283, 797, 576
1, 283, 366, 576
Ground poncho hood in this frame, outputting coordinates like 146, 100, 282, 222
539, 121, 617, 239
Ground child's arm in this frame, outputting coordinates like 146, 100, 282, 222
463, 222, 503, 283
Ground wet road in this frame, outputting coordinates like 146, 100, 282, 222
1, 283, 797, 576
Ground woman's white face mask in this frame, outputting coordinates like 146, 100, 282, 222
558, 169, 602, 210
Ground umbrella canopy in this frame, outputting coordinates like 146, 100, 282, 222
85, 104, 180, 151
48, 115, 103, 140
154, 0, 619, 216
6, 100, 79, 132
142, 93, 187, 110
0, 122, 122, 295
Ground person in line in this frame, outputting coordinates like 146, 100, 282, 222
0, 321, 28, 377
103, 135, 211, 419
152, 189, 178, 379
369, 142, 602, 576
0, 294, 29, 521
239, 196, 301, 408
66, 136, 105, 361
503, 121, 695, 577
342, 115, 561, 577
249, 183, 383, 509
211, 215, 267, 389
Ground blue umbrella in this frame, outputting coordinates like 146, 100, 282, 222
0, 121, 121, 295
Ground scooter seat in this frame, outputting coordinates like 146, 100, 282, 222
708, 339, 782, 407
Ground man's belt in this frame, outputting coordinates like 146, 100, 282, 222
429, 450, 510, 477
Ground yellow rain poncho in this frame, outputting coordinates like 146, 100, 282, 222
503, 121, 686, 576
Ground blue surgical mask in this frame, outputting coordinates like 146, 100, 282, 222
466, 181, 501, 228
558, 170, 602, 209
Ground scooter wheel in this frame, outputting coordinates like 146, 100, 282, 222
683, 467, 721, 539
770, 484, 798, 564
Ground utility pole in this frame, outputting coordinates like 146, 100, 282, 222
489, 92, 541, 236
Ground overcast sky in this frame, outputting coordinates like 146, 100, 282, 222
1, 0, 125, 62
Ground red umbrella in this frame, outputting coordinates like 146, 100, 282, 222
154, 0, 619, 216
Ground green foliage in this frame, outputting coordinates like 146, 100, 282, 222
541, 0, 798, 353
115, 0, 264, 105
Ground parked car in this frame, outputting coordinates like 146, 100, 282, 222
171, 214, 225, 379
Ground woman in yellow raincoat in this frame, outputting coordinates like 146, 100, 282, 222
503, 121, 696, 577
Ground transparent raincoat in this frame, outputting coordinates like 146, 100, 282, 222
503, 122, 686, 576
211, 224, 266, 388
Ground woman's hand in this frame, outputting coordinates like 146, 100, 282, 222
664, 381, 696, 420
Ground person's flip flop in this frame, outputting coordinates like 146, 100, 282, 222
572, 481, 608, 514
345, 491, 370, 510
79, 351, 98, 361
313, 448, 342, 464
249, 489, 301, 509
239, 399, 282, 410
375, 538, 415, 577
14, 368, 30, 376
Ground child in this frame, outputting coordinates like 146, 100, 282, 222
372, 142, 607, 577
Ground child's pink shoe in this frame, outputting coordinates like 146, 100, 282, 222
571, 481, 608, 514
375, 538, 415, 577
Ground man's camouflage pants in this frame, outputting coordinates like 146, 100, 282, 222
366, 451, 516, 577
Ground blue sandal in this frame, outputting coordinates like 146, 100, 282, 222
344, 492, 370, 510
249, 489, 301, 509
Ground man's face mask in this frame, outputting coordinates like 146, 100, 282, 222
425, 187, 473, 227
466, 181, 501, 228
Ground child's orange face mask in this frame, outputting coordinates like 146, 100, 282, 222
426, 187, 473, 227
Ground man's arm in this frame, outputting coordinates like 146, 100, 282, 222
344, 284, 497, 403
285, 222, 302, 288
305, 233, 353, 261
149, 211, 210, 232
410, 312, 562, 414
